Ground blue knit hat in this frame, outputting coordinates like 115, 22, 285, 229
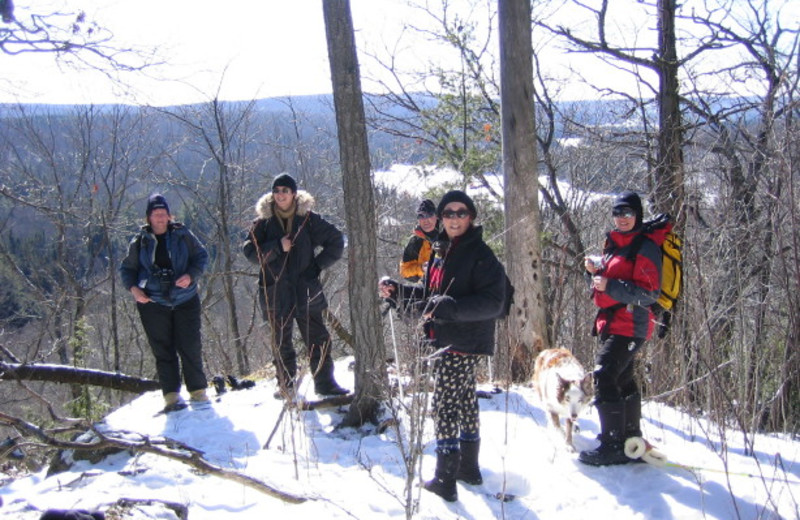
146, 194, 170, 216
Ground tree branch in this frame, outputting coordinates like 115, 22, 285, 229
0, 362, 160, 393
0, 411, 308, 504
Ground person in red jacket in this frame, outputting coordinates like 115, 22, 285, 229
580, 190, 662, 466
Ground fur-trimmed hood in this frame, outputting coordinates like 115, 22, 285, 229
254, 190, 315, 219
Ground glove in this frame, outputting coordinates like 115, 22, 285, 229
424, 295, 456, 319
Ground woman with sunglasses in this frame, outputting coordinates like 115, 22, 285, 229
243, 173, 348, 398
379, 190, 507, 502
580, 190, 662, 466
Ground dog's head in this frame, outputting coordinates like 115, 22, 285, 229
557, 372, 594, 419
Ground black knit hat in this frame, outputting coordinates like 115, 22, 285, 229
613, 190, 643, 227
417, 199, 436, 218
272, 173, 298, 193
146, 194, 170, 216
437, 190, 477, 218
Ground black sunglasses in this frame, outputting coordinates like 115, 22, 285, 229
272, 187, 293, 194
612, 208, 636, 218
417, 212, 435, 219
441, 209, 471, 219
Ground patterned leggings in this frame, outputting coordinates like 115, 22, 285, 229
431, 351, 481, 450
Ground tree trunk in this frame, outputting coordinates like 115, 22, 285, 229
322, 0, 387, 426
498, 0, 549, 382
0, 362, 160, 393
654, 0, 685, 222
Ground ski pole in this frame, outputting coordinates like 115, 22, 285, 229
387, 303, 404, 402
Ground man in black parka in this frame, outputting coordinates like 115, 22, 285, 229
243, 173, 348, 397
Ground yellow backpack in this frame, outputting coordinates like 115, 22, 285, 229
658, 226, 682, 312
627, 214, 683, 336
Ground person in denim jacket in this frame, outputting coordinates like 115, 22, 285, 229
120, 194, 209, 412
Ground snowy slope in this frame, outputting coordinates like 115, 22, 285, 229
1, 357, 798, 519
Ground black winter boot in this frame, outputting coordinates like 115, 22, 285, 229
623, 392, 642, 438
579, 401, 631, 466
623, 393, 647, 463
311, 345, 349, 396
423, 450, 460, 502
455, 439, 482, 485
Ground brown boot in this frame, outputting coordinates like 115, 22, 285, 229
163, 392, 187, 413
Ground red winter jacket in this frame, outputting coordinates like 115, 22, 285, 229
592, 227, 663, 339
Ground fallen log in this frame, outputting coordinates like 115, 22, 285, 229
0, 362, 160, 393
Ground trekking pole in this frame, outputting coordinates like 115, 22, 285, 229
386, 304, 404, 402
264, 403, 288, 450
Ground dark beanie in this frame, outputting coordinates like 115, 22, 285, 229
146, 194, 170, 216
437, 190, 477, 218
613, 190, 643, 227
417, 199, 436, 217
272, 173, 298, 193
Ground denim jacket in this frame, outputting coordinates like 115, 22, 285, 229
119, 222, 208, 307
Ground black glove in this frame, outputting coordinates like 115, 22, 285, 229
424, 294, 456, 319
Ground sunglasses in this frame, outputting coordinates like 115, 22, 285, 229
417, 212, 435, 220
612, 208, 636, 218
272, 187, 293, 194
441, 209, 471, 220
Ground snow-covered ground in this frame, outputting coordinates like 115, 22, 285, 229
2, 356, 797, 519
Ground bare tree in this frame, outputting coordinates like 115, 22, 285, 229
159, 97, 259, 376
497, 0, 549, 382
541, 0, 698, 222
323, 0, 387, 426
678, 0, 800, 433
0, 3, 151, 72
0, 103, 167, 420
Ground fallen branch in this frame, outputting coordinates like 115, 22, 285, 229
0, 362, 160, 393
0, 411, 307, 504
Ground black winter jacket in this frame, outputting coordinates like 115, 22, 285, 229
397, 225, 505, 356
242, 191, 344, 317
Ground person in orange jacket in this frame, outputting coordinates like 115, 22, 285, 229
399, 199, 439, 283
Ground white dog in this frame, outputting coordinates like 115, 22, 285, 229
533, 348, 594, 450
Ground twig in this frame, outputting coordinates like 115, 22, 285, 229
647, 358, 735, 401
